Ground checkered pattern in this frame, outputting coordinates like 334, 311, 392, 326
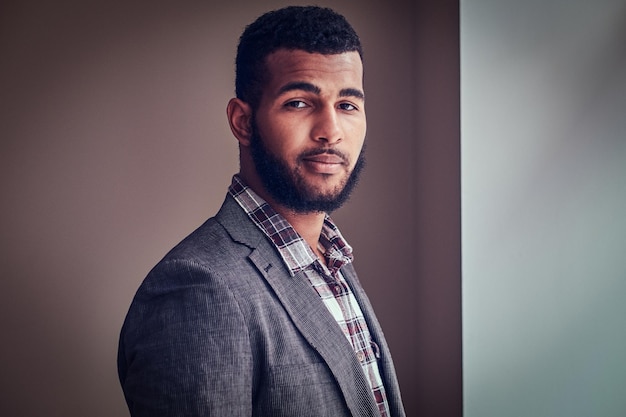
229, 175, 390, 417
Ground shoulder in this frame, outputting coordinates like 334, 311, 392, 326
164, 216, 244, 270
141, 220, 256, 296
132, 194, 283, 300
120, 210, 267, 343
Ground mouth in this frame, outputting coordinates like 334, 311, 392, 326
300, 150, 348, 174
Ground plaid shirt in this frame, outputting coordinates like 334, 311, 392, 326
229, 175, 390, 417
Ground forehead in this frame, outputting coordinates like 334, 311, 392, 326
262, 49, 364, 95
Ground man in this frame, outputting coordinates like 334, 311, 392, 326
118, 6, 405, 417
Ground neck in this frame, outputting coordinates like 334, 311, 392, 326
276, 206, 326, 251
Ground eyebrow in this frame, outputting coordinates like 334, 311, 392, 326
277, 82, 365, 100
339, 88, 365, 100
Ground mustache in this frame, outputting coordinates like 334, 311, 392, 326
298, 148, 350, 164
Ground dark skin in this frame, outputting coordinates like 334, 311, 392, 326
227, 49, 366, 264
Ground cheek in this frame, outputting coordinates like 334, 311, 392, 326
349, 124, 367, 151
345, 116, 366, 139
264, 123, 308, 155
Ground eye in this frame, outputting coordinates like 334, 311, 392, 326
338, 102, 358, 111
285, 100, 308, 109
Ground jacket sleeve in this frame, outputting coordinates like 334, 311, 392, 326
118, 259, 253, 417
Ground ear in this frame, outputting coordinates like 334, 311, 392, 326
227, 98, 253, 146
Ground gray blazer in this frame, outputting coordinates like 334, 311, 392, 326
118, 195, 406, 416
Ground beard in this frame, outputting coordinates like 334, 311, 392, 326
249, 119, 366, 214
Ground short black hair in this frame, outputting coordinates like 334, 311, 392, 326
235, 6, 363, 109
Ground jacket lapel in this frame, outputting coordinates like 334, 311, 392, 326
250, 249, 380, 417
216, 195, 380, 416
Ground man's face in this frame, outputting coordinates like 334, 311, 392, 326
250, 49, 367, 213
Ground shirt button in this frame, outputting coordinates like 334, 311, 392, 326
334, 285, 342, 294
356, 351, 365, 362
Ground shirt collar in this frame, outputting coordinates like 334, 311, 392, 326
228, 175, 353, 276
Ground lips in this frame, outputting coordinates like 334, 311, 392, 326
302, 154, 345, 164
300, 150, 348, 175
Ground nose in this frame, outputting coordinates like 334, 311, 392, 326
311, 106, 342, 144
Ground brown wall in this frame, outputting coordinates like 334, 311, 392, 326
0, 1, 460, 416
